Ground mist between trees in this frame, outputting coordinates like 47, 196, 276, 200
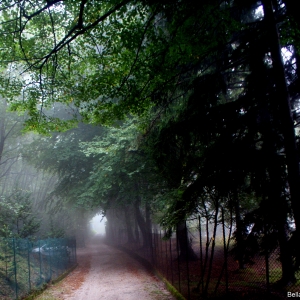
1, 0, 300, 299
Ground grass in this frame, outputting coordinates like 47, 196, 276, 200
30, 286, 63, 300
268, 268, 282, 284
34, 295, 57, 300
1, 248, 76, 300
161, 278, 186, 300
0, 251, 39, 299
147, 284, 177, 300
23, 264, 77, 300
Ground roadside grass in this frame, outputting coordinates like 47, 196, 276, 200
34, 295, 57, 300
0, 251, 42, 299
1, 251, 77, 300
146, 282, 178, 300
24, 264, 78, 300
33, 285, 64, 300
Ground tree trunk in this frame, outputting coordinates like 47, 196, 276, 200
176, 221, 198, 261
233, 193, 245, 269
124, 206, 135, 243
105, 209, 116, 244
134, 198, 152, 248
145, 202, 152, 235
262, 0, 300, 238
0, 103, 6, 164
284, 0, 300, 107
268, 161, 296, 284
277, 223, 295, 284
134, 217, 140, 243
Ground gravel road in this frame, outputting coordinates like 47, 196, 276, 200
37, 239, 175, 300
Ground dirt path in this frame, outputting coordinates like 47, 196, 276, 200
36, 240, 175, 300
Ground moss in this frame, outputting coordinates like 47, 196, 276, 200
20, 284, 48, 300
161, 277, 186, 300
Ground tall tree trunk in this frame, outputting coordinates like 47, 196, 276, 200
262, 0, 300, 233
283, 0, 300, 73
0, 103, 6, 164
134, 197, 152, 248
277, 223, 295, 283
233, 192, 245, 269
145, 202, 152, 237
262, 0, 300, 274
176, 221, 198, 261
134, 217, 140, 243
268, 161, 296, 284
124, 206, 135, 243
105, 209, 116, 244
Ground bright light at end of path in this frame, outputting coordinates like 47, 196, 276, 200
90, 215, 107, 235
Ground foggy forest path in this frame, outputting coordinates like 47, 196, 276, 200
37, 238, 174, 300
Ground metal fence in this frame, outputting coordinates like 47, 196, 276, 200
0, 237, 77, 300
113, 215, 300, 299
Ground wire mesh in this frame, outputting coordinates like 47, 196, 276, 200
114, 215, 300, 300
0, 237, 76, 299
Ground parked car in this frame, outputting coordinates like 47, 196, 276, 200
32, 244, 70, 257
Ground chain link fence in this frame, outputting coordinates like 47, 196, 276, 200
0, 237, 77, 299
113, 214, 300, 299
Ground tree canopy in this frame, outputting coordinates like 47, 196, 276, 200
0, 0, 241, 129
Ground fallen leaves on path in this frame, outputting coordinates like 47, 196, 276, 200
36, 238, 174, 300
35, 247, 91, 300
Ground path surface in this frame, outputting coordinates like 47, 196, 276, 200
37, 239, 174, 300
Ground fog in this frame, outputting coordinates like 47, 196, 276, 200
90, 215, 107, 235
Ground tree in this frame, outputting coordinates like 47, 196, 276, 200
0, 0, 238, 127
0, 97, 25, 183
80, 118, 165, 248
142, 0, 300, 281
22, 122, 104, 242
23, 122, 103, 206
0, 189, 40, 238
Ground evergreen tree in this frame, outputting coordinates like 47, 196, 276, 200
0, 189, 40, 238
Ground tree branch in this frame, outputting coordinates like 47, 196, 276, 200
21, 0, 130, 73
22, 0, 63, 20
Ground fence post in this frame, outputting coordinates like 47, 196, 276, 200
159, 230, 162, 269
152, 229, 156, 266
48, 239, 52, 281
74, 238, 77, 264
264, 224, 270, 293
222, 208, 228, 294
198, 216, 204, 293
169, 236, 174, 285
204, 204, 219, 297
176, 229, 181, 293
213, 207, 230, 296
13, 238, 18, 300
156, 229, 159, 267
27, 239, 31, 292
157, 229, 160, 267
185, 221, 191, 299
165, 230, 169, 280
170, 233, 174, 285
38, 239, 42, 284
4, 239, 8, 279
151, 231, 154, 265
